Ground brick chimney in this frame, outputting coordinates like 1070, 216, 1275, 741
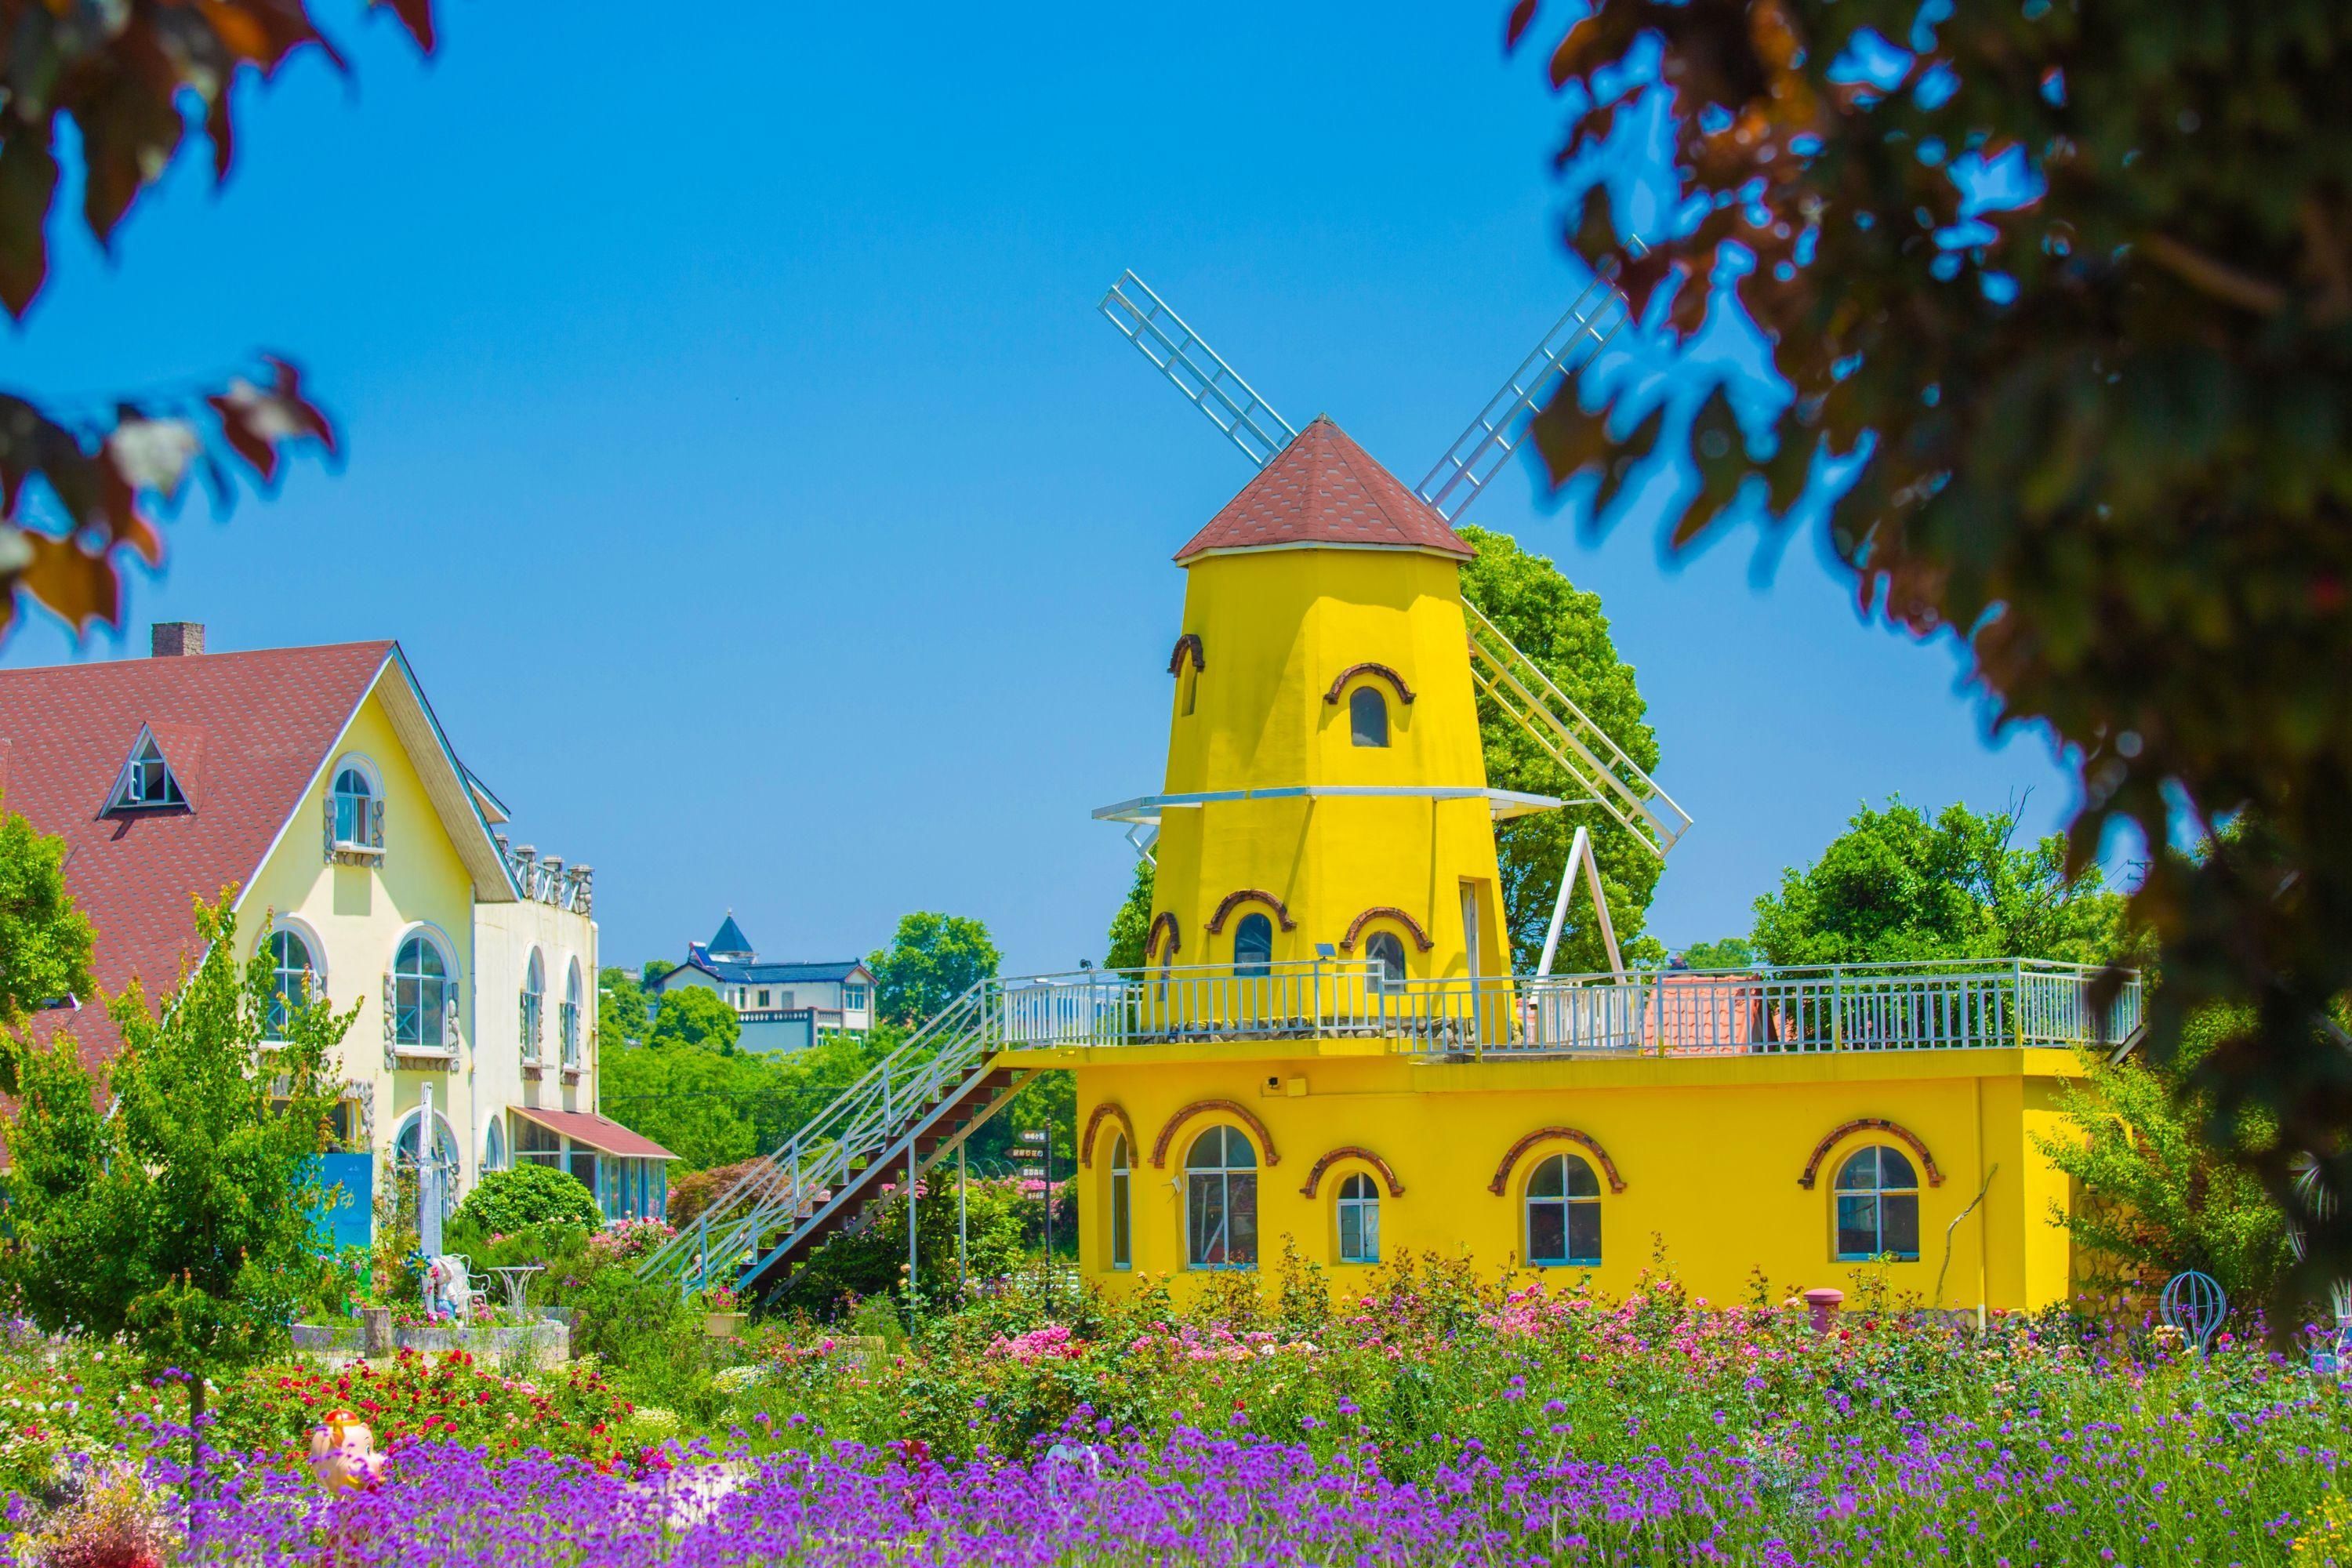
151, 622, 205, 657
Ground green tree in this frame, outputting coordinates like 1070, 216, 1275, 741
1680, 936, 1756, 970
2, 896, 354, 1455
641, 959, 678, 988
868, 912, 1000, 1025
1752, 798, 2129, 967
1459, 524, 1663, 974
2037, 1010, 2296, 1305
0, 793, 93, 1076
600, 1041, 765, 1171
598, 967, 651, 1049
1105, 861, 1155, 971
645, 985, 742, 1054
1511, 0, 2352, 1288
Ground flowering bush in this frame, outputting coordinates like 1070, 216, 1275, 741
587, 1218, 675, 1265
13, 1465, 177, 1568
216, 1350, 635, 1468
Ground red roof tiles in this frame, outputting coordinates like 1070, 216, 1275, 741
513, 1105, 680, 1161
1173, 416, 1476, 564
0, 641, 393, 1068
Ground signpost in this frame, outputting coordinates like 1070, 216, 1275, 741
1018, 1128, 1051, 1308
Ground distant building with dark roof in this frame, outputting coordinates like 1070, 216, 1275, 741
647, 913, 875, 1053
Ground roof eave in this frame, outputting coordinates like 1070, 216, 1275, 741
1174, 540, 1475, 565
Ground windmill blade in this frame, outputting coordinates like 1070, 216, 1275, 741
1100, 270, 1298, 470
1417, 271, 1634, 524
1464, 598, 1692, 860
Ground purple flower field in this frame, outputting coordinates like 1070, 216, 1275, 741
52, 1378, 2352, 1567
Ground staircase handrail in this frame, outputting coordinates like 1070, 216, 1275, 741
637, 982, 991, 1287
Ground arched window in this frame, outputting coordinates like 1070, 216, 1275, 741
1180, 662, 1198, 717
1349, 685, 1388, 747
483, 1118, 507, 1174
1185, 1124, 1258, 1269
1833, 1146, 1921, 1261
561, 959, 584, 1067
1233, 912, 1274, 978
1364, 930, 1408, 992
1109, 1134, 1132, 1270
264, 927, 317, 1040
519, 949, 545, 1062
394, 935, 450, 1050
1526, 1151, 1602, 1266
394, 1109, 463, 1219
1337, 1171, 1381, 1264
332, 766, 378, 847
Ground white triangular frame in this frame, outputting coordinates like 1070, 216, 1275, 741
105, 724, 189, 813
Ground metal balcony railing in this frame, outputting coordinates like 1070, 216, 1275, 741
981, 956, 2142, 1058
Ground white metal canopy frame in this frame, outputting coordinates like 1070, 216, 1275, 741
1096, 264, 1690, 977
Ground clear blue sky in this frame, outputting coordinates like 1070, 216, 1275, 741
0, 2, 2091, 974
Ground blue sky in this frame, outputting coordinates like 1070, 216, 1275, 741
0, 2, 2090, 974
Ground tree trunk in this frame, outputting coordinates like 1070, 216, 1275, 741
186, 1374, 206, 1544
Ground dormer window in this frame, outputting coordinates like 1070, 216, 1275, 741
325, 757, 385, 862
112, 731, 186, 810
334, 768, 376, 845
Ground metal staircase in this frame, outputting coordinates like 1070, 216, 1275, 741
635, 983, 1027, 1301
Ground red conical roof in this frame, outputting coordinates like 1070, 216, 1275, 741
1173, 416, 1475, 564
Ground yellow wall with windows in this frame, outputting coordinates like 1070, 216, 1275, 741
1149, 546, 1508, 985
1034, 1044, 2083, 1313
238, 677, 486, 1180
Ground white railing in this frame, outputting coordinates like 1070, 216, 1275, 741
638, 984, 1001, 1297
975, 957, 2140, 1059
493, 839, 595, 913
1518, 959, 2141, 1057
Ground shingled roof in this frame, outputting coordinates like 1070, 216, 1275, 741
1172, 416, 1475, 564
0, 640, 514, 1070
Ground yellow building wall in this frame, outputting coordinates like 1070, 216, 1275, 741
238, 677, 486, 1179
1149, 547, 1508, 985
1037, 1044, 2082, 1313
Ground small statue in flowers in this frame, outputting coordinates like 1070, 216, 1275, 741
308, 1408, 386, 1492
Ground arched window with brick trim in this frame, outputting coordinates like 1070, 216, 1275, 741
1185, 1124, 1258, 1269
1525, 1152, 1602, 1267
1832, 1146, 1921, 1261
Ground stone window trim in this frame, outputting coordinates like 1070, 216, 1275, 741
1149, 1098, 1280, 1170
1166, 633, 1207, 676
1080, 1100, 1139, 1169
1321, 661, 1416, 706
1205, 888, 1297, 935
1487, 1126, 1627, 1196
1337, 905, 1435, 953
324, 753, 387, 865
1298, 1145, 1406, 1199
1798, 1117, 1945, 1189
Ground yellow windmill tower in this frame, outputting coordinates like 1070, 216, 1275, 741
1092, 274, 1690, 1043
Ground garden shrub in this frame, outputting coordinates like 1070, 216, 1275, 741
664, 1157, 765, 1226
774, 1176, 1030, 1317
452, 1164, 601, 1236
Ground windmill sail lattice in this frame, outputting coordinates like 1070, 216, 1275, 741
1099, 272, 1298, 470
1416, 273, 1634, 524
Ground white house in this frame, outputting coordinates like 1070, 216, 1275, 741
647, 914, 875, 1054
